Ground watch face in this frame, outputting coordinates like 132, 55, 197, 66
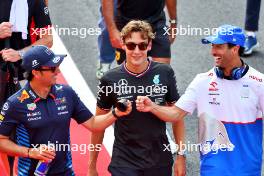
169, 19, 177, 24
177, 150, 187, 157
19, 50, 25, 58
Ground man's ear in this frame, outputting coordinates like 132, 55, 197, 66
147, 41, 152, 51
121, 41, 126, 50
232, 45, 240, 54
32, 70, 40, 79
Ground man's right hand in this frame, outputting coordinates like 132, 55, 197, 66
28, 144, 56, 162
0, 22, 12, 39
136, 96, 155, 112
109, 28, 122, 49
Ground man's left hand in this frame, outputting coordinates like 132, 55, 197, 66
115, 100, 132, 117
1, 48, 21, 62
174, 155, 186, 176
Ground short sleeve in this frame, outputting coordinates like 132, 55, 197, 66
33, 0, 52, 28
70, 88, 93, 124
175, 75, 199, 114
96, 77, 115, 110
0, 101, 19, 136
165, 66, 180, 103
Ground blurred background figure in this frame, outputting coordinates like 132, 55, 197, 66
96, 0, 117, 79
244, 0, 261, 55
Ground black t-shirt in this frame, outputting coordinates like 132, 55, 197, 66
0, 0, 52, 79
115, 0, 165, 28
97, 60, 179, 169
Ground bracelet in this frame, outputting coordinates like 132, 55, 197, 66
112, 108, 120, 119
176, 150, 186, 158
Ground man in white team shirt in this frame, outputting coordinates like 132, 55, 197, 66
135, 24, 264, 176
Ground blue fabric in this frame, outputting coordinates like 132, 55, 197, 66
202, 25, 246, 47
0, 83, 93, 175
97, 0, 117, 63
200, 119, 263, 176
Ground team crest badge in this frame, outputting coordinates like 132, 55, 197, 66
18, 90, 30, 103
153, 75, 160, 84
27, 103, 37, 111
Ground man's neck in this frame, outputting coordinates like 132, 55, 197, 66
30, 81, 51, 99
223, 57, 243, 77
125, 59, 149, 74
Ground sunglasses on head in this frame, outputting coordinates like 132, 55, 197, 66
125, 42, 149, 50
35, 67, 57, 73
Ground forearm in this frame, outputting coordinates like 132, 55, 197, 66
150, 103, 185, 122
172, 119, 186, 175
85, 111, 116, 132
102, 0, 118, 32
88, 131, 105, 168
166, 0, 177, 20
172, 119, 185, 148
0, 138, 28, 158
23, 32, 53, 52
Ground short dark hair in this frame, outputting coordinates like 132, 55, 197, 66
24, 71, 34, 81
227, 43, 245, 56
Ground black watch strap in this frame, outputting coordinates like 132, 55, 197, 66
112, 108, 120, 119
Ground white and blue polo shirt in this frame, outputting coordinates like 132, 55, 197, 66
176, 66, 264, 176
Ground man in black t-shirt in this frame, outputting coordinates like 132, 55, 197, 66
102, 0, 177, 64
89, 20, 185, 176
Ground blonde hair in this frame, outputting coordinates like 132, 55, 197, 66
121, 20, 155, 43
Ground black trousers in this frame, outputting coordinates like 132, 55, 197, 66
109, 166, 172, 176
245, 0, 262, 31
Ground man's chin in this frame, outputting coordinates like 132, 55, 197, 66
214, 61, 221, 67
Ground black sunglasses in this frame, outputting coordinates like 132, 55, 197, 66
125, 42, 149, 50
35, 67, 57, 73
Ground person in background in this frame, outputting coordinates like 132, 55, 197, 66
102, 0, 177, 64
96, 0, 117, 79
243, 0, 261, 55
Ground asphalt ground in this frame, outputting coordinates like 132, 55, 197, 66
49, 0, 264, 175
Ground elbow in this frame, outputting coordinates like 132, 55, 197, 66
88, 121, 106, 132
171, 107, 183, 122
171, 116, 181, 123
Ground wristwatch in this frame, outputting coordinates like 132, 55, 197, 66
169, 19, 178, 24
176, 150, 187, 158
18, 50, 25, 59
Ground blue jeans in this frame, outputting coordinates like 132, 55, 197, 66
97, 0, 117, 63
245, 0, 261, 31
